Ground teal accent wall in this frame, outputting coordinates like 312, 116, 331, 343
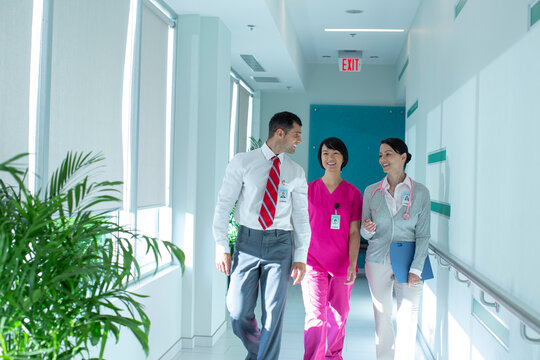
309, 105, 405, 270
407, 100, 418, 118
428, 149, 447, 164
431, 201, 451, 217
531, 0, 540, 28
455, 0, 468, 19
398, 57, 409, 82
308, 105, 405, 193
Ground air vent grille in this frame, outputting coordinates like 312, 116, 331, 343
240, 54, 265, 72
338, 50, 363, 58
252, 77, 280, 83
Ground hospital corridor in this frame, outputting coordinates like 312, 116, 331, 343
1, 0, 539, 359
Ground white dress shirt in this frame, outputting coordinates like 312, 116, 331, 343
212, 142, 311, 263
361, 175, 422, 277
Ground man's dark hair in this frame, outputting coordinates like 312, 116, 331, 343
318, 137, 349, 170
268, 111, 302, 138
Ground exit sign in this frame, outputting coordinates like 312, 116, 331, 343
339, 58, 361, 72
338, 50, 363, 72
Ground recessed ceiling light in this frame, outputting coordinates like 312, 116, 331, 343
325, 28, 405, 33
322, 55, 331, 58
345, 9, 363, 14
370, 55, 379, 58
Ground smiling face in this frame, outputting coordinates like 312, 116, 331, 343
379, 143, 407, 175
280, 122, 302, 154
321, 145, 343, 173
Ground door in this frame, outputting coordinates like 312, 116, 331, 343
308, 104, 405, 269
308, 104, 405, 192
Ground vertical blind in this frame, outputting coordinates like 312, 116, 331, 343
0, 0, 32, 166
137, 4, 170, 208
48, 0, 129, 207
236, 85, 250, 153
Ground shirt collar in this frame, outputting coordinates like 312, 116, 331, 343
261, 142, 284, 162
382, 174, 412, 191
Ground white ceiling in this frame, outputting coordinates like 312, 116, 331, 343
165, 0, 422, 92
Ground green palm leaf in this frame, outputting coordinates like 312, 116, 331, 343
0, 152, 185, 359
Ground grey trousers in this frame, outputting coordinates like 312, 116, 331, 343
227, 225, 293, 360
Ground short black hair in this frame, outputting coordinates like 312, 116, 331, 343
268, 111, 302, 138
318, 137, 349, 170
380, 137, 412, 169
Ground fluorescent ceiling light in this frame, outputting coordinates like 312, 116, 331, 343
325, 28, 405, 32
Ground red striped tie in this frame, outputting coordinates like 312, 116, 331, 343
258, 156, 281, 229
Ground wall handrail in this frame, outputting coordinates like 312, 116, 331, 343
428, 242, 540, 337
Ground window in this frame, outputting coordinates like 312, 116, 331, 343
229, 72, 254, 159
135, 1, 176, 270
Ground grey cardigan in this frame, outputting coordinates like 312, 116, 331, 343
362, 179, 431, 273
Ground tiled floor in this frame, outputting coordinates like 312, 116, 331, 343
176, 275, 426, 360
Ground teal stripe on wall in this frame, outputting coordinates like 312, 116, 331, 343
431, 201, 451, 217
455, 0, 468, 18
428, 149, 446, 164
531, 0, 540, 28
406, 100, 418, 118
472, 299, 509, 349
398, 58, 409, 82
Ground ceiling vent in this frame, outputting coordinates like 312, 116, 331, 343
338, 50, 363, 58
252, 76, 280, 83
240, 54, 265, 72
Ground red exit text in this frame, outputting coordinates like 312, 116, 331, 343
339, 58, 361, 72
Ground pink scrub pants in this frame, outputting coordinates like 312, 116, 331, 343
301, 266, 354, 360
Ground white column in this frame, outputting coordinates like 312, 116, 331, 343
171, 14, 231, 348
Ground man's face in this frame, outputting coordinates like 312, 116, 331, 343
282, 122, 302, 154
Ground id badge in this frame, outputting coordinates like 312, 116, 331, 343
402, 192, 410, 206
330, 214, 340, 229
278, 188, 289, 202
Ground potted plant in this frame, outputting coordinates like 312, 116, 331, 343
0, 152, 185, 359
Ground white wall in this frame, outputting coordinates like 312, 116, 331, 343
260, 92, 310, 169
403, 0, 540, 358
97, 267, 184, 360
306, 63, 399, 106
260, 63, 401, 171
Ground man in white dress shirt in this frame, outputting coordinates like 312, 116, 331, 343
213, 111, 311, 360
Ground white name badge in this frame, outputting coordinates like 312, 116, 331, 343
330, 214, 341, 229
402, 192, 410, 206
278, 188, 289, 202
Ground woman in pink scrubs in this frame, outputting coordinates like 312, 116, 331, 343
302, 137, 362, 360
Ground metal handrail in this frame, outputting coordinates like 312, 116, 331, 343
429, 242, 540, 336
521, 323, 540, 344
479, 290, 500, 313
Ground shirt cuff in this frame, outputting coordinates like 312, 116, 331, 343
293, 249, 308, 264
361, 227, 375, 239
215, 241, 230, 258
409, 268, 422, 278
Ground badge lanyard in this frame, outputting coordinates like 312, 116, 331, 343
371, 177, 413, 220
330, 203, 340, 229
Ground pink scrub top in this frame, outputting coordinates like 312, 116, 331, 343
307, 178, 363, 277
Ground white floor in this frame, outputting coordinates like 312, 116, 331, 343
175, 275, 427, 360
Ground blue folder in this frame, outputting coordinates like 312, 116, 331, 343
389, 242, 434, 283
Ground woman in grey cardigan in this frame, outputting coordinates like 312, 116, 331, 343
361, 138, 431, 360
